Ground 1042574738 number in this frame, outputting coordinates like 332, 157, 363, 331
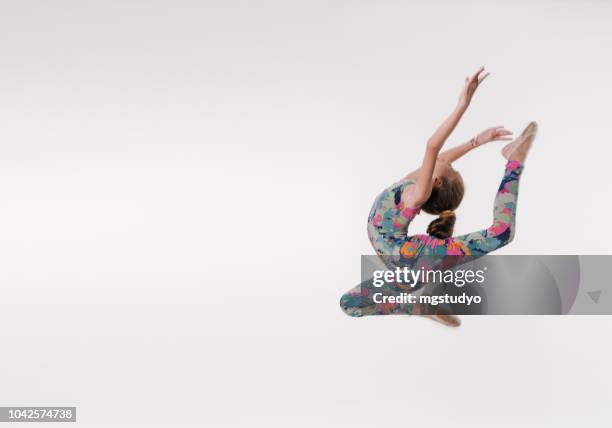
0, 407, 76, 422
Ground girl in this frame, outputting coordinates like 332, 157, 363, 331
340, 67, 537, 326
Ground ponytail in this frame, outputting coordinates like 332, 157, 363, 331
427, 210, 456, 239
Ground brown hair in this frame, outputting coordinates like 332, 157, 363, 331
421, 176, 464, 239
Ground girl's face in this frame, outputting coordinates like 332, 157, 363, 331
433, 157, 461, 185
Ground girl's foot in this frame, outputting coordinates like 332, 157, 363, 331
414, 302, 461, 327
424, 313, 461, 327
502, 121, 538, 163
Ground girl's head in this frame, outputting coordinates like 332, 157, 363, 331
422, 161, 464, 239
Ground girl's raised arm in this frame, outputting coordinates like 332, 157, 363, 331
404, 67, 489, 208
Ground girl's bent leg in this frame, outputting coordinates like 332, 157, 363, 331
452, 160, 524, 255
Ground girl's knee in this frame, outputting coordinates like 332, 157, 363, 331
488, 222, 515, 247
500, 224, 515, 246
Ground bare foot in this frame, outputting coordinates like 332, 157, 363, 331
502, 121, 538, 163
414, 302, 461, 327
424, 314, 462, 327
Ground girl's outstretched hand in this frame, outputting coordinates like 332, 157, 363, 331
458, 66, 489, 108
475, 126, 513, 145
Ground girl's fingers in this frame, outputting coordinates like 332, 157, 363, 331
478, 72, 490, 83
471, 66, 485, 80
491, 127, 512, 134
495, 137, 513, 141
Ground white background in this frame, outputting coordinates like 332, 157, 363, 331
0, 0, 610, 426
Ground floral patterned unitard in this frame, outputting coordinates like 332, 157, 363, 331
340, 160, 524, 317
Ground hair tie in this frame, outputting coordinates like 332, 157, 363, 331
440, 210, 454, 217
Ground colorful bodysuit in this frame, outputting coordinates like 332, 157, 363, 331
340, 160, 524, 317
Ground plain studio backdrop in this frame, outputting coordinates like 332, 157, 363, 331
0, 1, 610, 427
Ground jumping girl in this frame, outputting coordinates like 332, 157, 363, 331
340, 67, 538, 326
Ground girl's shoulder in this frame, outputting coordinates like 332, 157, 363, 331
387, 176, 417, 193
385, 177, 421, 211
398, 178, 423, 213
